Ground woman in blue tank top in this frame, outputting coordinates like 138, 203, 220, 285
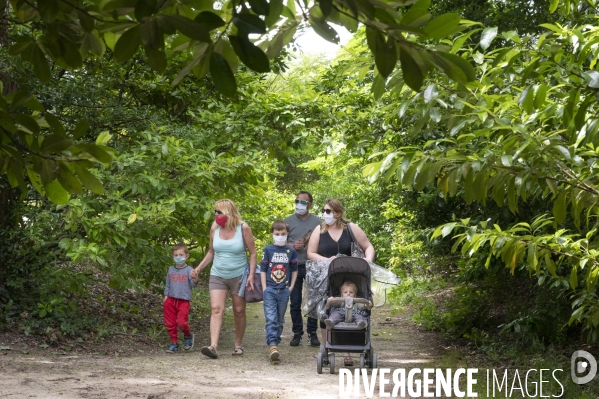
192, 199, 257, 359
307, 198, 375, 366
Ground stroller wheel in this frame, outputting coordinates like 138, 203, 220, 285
359, 353, 365, 368
317, 352, 323, 374
329, 353, 335, 374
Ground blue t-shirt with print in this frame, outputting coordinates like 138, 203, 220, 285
260, 244, 298, 289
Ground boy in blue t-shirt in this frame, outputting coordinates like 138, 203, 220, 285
261, 220, 298, 363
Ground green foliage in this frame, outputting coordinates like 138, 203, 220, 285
364, 6, 599, 340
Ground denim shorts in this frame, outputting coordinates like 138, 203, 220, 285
209, 274, 243, 294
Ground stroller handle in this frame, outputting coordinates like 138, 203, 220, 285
325, 297, 371, 309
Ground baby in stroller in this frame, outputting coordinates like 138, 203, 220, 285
325, 281, 373, 330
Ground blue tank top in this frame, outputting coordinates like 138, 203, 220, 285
211, 224, 247, 279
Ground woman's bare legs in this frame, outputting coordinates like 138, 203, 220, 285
209, 289, 228, 350
231, 293, 247, 348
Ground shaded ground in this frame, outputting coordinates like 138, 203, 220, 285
0, 301, 446, 399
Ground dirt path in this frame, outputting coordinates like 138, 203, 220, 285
0, 302, 445, 399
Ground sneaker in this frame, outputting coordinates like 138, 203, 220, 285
290, 333, 301, 347
307, 332, 320, 347
269, 346, 280, 361
357, 320, 367, 330
184, 333, 194, 350
324, 319, 335, 330
166, 343, 179, 353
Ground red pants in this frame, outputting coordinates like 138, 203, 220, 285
163, 297, 191, 343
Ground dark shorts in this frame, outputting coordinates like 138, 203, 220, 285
209, 274, 243, 294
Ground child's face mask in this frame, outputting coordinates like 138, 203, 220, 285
273, 235, 287, 246
173, 255, 187, 265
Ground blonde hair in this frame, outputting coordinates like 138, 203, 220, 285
321, 198, 349, 234
341, 281, 357, 296
214, 198, 243, 230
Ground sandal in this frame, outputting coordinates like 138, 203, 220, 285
344, 356, 354, 367
200, 345, 218, 359
232, 346, 244, 356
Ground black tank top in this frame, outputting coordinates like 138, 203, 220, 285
318, 228, 352, 258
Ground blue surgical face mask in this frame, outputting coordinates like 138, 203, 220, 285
173, 255, 187, 265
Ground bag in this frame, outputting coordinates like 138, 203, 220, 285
346, 223, 366, 258
238, 223, 264, 303
241, 264, 264, 303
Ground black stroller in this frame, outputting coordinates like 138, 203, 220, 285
316, 256, 378, 374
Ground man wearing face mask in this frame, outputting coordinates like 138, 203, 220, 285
284, 191, 322, 347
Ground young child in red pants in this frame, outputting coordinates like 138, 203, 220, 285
164, 243, 198, 353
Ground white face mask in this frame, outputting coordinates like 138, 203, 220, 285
295, 203, 308, 215
273, 235, 287, 246
323, 213, 337, 225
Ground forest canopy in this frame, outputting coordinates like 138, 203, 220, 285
1, 0, 599, 349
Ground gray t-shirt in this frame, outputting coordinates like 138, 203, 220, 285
164, 265, 197, 300
284, 213, 322, 265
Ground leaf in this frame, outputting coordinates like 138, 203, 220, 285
128, 213, 137, 224
40, 134, 72, 154
72, 163, 104, 195
480, 27, 498, 51
553, 191, 567, 225
371, 74, 386, 100
229, 35, 270, 73
78, 144, 113, 164
144, 45, 167, 73
399, 48, 423, 91
318, 0, 332, 18
114, 26, 141, 63
43, 180, 70, 205
432, 52, 476, 84
441, 222, 456, 237
82, 32, 106, 56
549, 0, 559, 13
423, 13, 460, 40
265, 0, 284, 27
31, 45, 51, 83
374, 37, 397, 78
247, 0, 270, 15
209, 52, 237, 97
194, 11, 226, 31
518, 85, 535, 114
570, 267, 578, 290
11, 90, 33, 110
400, 8, 431, 27
160, 15, 211, 42
95, 131, 112, 145
72, 119, 89, 140
582, 71, 599, 88
308, 16, 339, 44
534, 84, 548, 108
56, 162, 83, 195
232, 14, 267, 34
139, 19, 162, 47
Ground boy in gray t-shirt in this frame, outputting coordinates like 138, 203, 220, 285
164, 243, 198, 353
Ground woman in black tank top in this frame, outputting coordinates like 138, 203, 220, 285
317, 228, 352, 258
306, 198, 376, 360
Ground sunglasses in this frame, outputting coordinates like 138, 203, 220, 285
214, 210, 224, 215
322, 208, 333, 214
295, 199, 310, 205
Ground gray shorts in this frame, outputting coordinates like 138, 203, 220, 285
209, 274, 243, 294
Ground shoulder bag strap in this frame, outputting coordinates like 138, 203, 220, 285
346, 222, 357, 244
240, 223, 249, 261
